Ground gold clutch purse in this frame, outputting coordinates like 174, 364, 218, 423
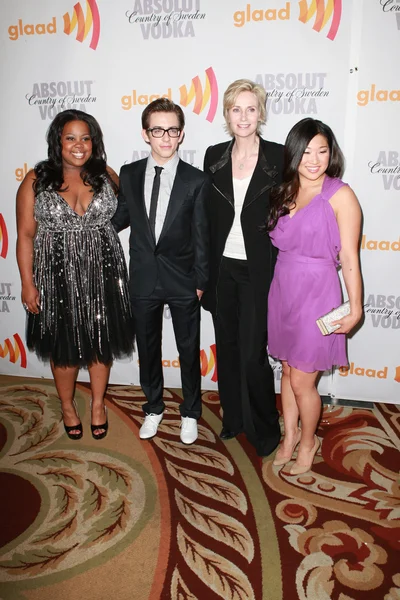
316, 301, 350, 336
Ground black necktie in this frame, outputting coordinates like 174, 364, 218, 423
149, 166, 163, 240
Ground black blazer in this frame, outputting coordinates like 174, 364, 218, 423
112, 158, 211, 297
202, 138, 284, 324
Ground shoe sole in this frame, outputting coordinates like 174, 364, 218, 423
180, 437, 198, 445
139, 433, 157, 440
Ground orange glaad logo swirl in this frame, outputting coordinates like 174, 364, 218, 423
298, 0, 342, 41
179, 67, 218, 123
0, 214, 8, 259
200, 344, 218, 382
63, 0, 100, 50
0, 334, 27, 368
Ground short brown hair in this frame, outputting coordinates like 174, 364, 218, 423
223, 79, 267, 136
141, 98, 185, 130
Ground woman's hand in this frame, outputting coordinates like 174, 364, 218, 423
21, 284, 40, 314
332, 310, 362, 335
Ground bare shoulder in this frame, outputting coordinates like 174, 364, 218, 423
330, 183, 360, 215
17, 169, 36, 197
16, 170, 37, 229
106, 165, 119, 186
20, 169, 36, 187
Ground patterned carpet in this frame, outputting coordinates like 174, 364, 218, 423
0, 375, 399, 600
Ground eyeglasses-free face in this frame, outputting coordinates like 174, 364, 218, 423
227, 91, 260, 139
147, 127, 181, 138
142, 112, 184, 165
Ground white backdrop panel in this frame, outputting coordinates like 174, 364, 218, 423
1, 1, 398, 403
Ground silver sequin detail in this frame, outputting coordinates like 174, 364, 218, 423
30, 179, 131, 362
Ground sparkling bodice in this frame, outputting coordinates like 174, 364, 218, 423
34, 180, 117, 231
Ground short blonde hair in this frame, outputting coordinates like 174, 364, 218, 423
223, 79, 267, 136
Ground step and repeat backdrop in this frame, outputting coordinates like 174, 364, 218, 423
0, 1, 399, 403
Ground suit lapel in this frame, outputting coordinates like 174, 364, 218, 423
208, 140, 278, 209
243, 144, 279, 209
157, 160, 188, 243
211, 160, 234, 207
209, 141, 234, 207
129, 160, 155, 245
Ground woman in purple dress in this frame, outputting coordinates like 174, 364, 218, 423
266, 118, 362, 474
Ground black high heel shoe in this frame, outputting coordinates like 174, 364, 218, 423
62, 400, 83, 440
90, 402, 108, 440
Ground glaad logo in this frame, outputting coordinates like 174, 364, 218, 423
155, 344, 217, 379
0, 214, 9, 259
256, 72, 329, 115
232, 1, 342, 40
298, 0, 342, 41
379, 0, 400, 30
364, 294, 400, 329
361, 235, 400, 252
200, 344, 217, 382
121, 68, 218, 123
339, 363, 388, 379
26, 80, 96, 121
122, 87, 172, 108
8, 17, 56, 41
0, 334, 27, 369
179, 67, 218, 122
8, 0, 100, 49
357, 84, 400, 106
233, 3, 290, 27
0, 283, 16, 314
15, 163, 32, 182
368, 151, 400, 190
125, 1, 206, 40
63, 0, 101, 50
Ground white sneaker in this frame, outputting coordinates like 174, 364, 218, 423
139, 413, 163, 439
180, 417, 198, 444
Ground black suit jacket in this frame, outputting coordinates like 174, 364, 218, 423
112, 158, 211, 298
201, 138, 284, 328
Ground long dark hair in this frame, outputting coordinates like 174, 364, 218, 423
33, 109, 117, 195
266, 118, 344, 231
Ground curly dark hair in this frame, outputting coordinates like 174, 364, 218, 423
266, 118, 344, 232
33, 109, 117, 195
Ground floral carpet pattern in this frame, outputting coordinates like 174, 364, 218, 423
0, 375, 399, 600
262, 402, 400, 600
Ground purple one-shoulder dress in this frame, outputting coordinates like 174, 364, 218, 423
268, 175, 348, 372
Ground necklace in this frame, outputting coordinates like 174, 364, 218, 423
235, 142, 259, 171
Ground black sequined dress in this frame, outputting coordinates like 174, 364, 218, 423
27, 180, 134, 367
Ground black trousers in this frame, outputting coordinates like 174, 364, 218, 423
131, 284, 201, 420
214, 257, 280, 455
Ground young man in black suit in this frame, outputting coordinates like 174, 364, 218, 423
112, 99, 210, 444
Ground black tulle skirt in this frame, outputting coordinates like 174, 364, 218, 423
27, 224, 134, 368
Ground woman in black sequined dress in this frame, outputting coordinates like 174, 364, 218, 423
16, 110, 134, 440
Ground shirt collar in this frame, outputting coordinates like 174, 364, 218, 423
147, 152, 179, 174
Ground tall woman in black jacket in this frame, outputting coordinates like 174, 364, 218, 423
202, 79, 283, 456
